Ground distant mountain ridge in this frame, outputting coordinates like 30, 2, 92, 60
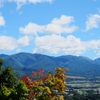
94, 58, 100, 65
0, 52, 100, 77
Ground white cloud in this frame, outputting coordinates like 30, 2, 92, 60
0, 36, 18, 51
0, 16, 5, 26
9, 0, 53, 4
20, 15, 78, 35
8, 0, 54, 9
45, 15, 78, 34
85, 40, 100, 49
85, 14, 100, 31
97, 49, 100, 53
19, 15, 100, 56
33, 35, 85, 55
33, 34, 100, 56
0, 0, 53, 9
0, 35, 30, 51
20, 23, 45, 36
18, 35, 30, 46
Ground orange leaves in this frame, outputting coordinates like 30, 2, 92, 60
21, 76, 35, 89
43, 73, 52, 82
54, 68, 68, 94
20, 67, 67, 100
44, 86, 52, 94
56, 67, 68, 73
55, 68, 67, 81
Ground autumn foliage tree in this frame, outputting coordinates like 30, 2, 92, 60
21, 68, 67, 100
0, 58, 67, 100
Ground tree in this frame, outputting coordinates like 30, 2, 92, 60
21, 67, 68, 100
0, 59, 28, 100
0, 59, 3, 72
0, 66, 17, 88
0, 59, 68, 100
8, 81, 29, 100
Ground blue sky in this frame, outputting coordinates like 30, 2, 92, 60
0, 0, 100, 59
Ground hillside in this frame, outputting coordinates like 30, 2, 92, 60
0, 52, 100, 77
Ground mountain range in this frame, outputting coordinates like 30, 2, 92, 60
0, 52, 100, 77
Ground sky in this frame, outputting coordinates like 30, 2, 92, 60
0, 0, 100, 59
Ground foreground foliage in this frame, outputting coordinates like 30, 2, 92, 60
0, 59, 67, 100
0, 59, 29, 100
21, 68, 67, 100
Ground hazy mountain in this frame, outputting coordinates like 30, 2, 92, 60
0, 52, 100, 77
94, 58, 100, 65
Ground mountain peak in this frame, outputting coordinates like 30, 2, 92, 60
0, 52, 100, 77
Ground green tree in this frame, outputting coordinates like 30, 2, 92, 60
0, 66, 17, 88
0, 59, 29, 100
0, 59, 3, 72
9, 81, 29, 100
